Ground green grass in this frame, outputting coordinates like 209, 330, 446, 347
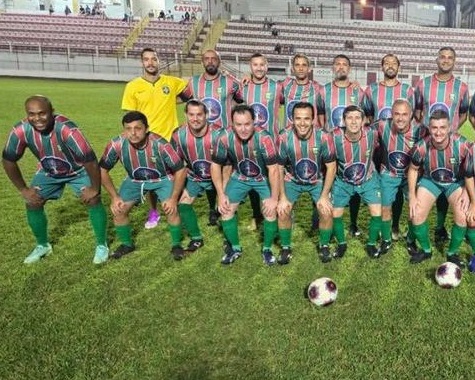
1, 77, 475, 380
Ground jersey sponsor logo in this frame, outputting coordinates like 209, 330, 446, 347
202, 97, 222, 123
295, 159, 318, 181
331, 106, 346, 127
286, 100, 299, 122
343, 162, 366, 184
429, 102, 450, 116
132, 167, 161, 181
388, 150, 411, 170
238, 159, 261, 177
192, 160, 211, 180
162, 85, 170, 95
250, 103, 269, 127
378, 107, 392, 120
41, 156, 72, 177
430, 168, 455, 183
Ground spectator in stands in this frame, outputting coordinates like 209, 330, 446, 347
191, 12, 197, 21
263, 17, 269, 30
85, 5, 91, 15
274, 43, 282, 54
184, 11, 190, 22
79, 5, 85, 15
271, 27, 279, 37
159, 10, 165, 20
49, 4, 54, 15
167, 10, 173, 20
64, 5, 71, 16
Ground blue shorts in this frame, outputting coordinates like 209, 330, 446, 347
418, 177, 463, 199
31, 168, 91, 200
225, 177, 271, 204
119, 177, 173, 204
380, 172, 408, 207
186, 179, 214, 198
284, 181, 323, 204
332, 174, 381, 208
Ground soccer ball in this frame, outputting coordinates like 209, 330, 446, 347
307, 277, 338, 306
435, 262, 462, 288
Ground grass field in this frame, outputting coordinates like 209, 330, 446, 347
1, 77, 475, 380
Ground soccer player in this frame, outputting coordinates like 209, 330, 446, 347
211, 104, 279, 265
99, 111, 187, 260
276, 102, 336, 264
413, 47, 469, 243
183, 49, 244, 226
172, 100, 222, 252
122, 47, 189, 230
407, 110, 470, 267
462, 147, 475, 272
2, 95, 109, 264
330, 105, 382, 259
375, 99, 428, 255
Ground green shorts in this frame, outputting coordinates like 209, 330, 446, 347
186, 179, 214, 198
31, 168, 91, 200
380, 172, 408, 207
332, 174, 381, 208
119, 177, 173, 204
417, 177, 463, 199
225, 177, 271, 204
284, 181, 323, 204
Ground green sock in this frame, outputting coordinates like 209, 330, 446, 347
381, 220, 392, 242
412, 222, 431, 253
263, 220, 278, 250
221, 216, 240, 248
26, 208, 48, 246
178, 204, 202, 240
319, 228, 332, 246
88, 203, 108, 246
436, 195, 448, 229
349, 194, 360, 226
279, 228, 292, 249
168, 224, 182, 247
447, 224, 467, 256
368, 216, 382, 245
115, 224, 133, 246
333, 217, 346, 244
466, 228, 475, 252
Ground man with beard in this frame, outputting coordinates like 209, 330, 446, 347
276, 102, 336, 264
413, 47, 469, 244
2, 96, 109, 264
122, 48, 189, 230
375, 99, 428, 255
407, 110, 470, 268
172, 100, 222, 253
99, 111, 187, 260
320, 54, 369, 237
211, 105, 280, 266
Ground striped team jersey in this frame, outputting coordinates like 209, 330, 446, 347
321, 82, 367, 131
171, 123, 222, 182
468, 93, 475, 120
414, 74, 469, 131
281, 77, 323, 130
376, 119, 428, 178
242, 78, 284, 139
99, 133, 184, 181
212, 127, 278, 182
183, 73, 243, 129
2, 115, 96, 178
330, 126, 379, 185
363, 81, 415, 121
463, 144, 475, 179
277, 128, 335, 185
411, 133, 470, 183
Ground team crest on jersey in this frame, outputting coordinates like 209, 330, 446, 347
343, 162, 366, 184
162, 86, 170, 95
331, 106, 346, 127
378, 107, 392, 120
132, 167, 160, 181
192, 160, 211, 180
450, 157, 456, 164
450, 93, 455, 101
41, 156, 72, 177
429, 102, 450, 116
312, 147, 319, 154
388, 151, 411, 170
286, 100, 300, 122
217, 87, 222, 94
202, 97, 222, 123
295, 159, 318, 181
430, 168, 454, 183
238, 159, 261, 177
408, 141, 414, 148
265, 92, 271, 100
350, 96, 356, 104
250, 103, 269, 127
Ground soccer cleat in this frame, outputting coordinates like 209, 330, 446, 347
406, 240, 418, 256
185, 239, 204, 253
409, 250, 432, 264
208, 210, 219, 226
349, 224, 361, 237
391, 228, 400, 241
24, 243, 52, 264
93, 245, 109, 264
110, 244, 135, 259
277, 247, 292, 265
319, 245, 332, 263
468, 255, 475, 273
262, 249, 276, 266
221, 245, 242, 265
144, 209, 160, 229
380, 240, 392, 255
333, 243, 347, 259
366, 244, 380, 259
434, 226, 449, 244
171, 246, 185, 261
447, 254, 465, 269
